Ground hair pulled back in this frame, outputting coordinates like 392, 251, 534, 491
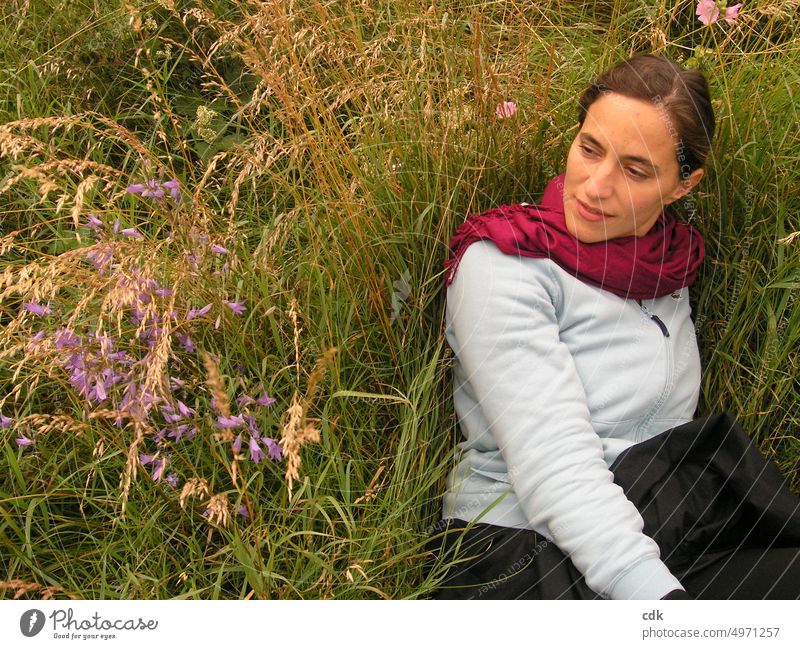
577, 54, 715, 180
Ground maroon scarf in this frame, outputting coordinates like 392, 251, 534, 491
443, 174, 704, 300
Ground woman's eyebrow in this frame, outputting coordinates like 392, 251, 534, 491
578, 133, 660, 172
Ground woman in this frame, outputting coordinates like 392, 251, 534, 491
426, 53, 800, 599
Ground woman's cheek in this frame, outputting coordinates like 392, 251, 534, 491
630, 195, 654, 219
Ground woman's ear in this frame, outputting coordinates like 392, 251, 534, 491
666, 168, 704, 205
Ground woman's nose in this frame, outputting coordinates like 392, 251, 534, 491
584, 164, 615, 201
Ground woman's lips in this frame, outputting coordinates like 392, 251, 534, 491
575, 198, 610, 222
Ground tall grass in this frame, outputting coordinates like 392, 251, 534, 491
0, 0, 798, 599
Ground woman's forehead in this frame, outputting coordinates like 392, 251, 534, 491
581, 93, 679, 167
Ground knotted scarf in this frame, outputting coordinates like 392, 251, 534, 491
443, 174, 704, 300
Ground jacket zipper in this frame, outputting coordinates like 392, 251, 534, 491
634, 299, 673, 441
637, 299, 669, 337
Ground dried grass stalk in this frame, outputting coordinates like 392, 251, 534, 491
179, 477, 210, 510
280, 346, 337, 499
204, 493, 230, 527
200, 350, 233, 442
118, 419, 147, 516
0, 579, 71, 600
18, 413, 90, 436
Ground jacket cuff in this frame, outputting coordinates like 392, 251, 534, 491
607, 557, 684, 600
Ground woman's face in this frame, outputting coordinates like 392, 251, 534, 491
562, 92, 704, 243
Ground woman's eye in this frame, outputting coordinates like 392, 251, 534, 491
579, 144, 595, 156
626, 167, 646, 179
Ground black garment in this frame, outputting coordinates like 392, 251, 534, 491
425, 413, 800, 599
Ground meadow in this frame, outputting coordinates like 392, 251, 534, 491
0, 0, 798, 599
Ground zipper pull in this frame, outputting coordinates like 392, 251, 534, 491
637, 300, 670, 337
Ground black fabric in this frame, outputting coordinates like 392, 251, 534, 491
424, 413, 800, 599
680, 546, 800, 599
424, 517, 602, 599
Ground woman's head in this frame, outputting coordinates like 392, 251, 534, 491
562, 54, 715, 243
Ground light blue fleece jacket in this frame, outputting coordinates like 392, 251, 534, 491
441, 239, 702, 600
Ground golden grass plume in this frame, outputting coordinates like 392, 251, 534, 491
280, 346, 337, 499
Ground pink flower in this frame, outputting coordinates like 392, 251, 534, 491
248, 436, 265, 463
128, 178, 177, 201
225, 301, 246, 315
23, 301, 52, 316
176, 400, 194, 418
15, 435, 34, 447
85, 244, 114, 273
85, 214, 104, 233
26, 330, 46, 354
54, 328, 81, 349
257, 390, 276, 407
141, 180, 165, 200
244, 414, 261, 438
167, 424, 191, 442
152, 456, 169, 482
126, 183, 146, 195
121, 228, 143, 239
216, 414, 245, 428
161, 403, 184, 424
725, 2, 742, 24
162, 178, 180, 202
697, 1, 742, 26
211, 244, 228, 255
186, 304, 212, 320
696, 0, 720, 25
495, 101, 518, 119
261, 436, 283, 461
175, 333, 196, 352
237, 394, 255, 407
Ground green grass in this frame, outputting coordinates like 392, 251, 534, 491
0, 0, 798, 599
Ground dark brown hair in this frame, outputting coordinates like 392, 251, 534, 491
577, 54, 715, 181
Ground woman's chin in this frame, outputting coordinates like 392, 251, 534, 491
565, 212, 609, 244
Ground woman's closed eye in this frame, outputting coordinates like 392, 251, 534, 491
580, 144, 649, 180
625, 166, 648, 180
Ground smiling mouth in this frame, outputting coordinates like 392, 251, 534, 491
578, 199, 606, 215
576, 198, 611, 219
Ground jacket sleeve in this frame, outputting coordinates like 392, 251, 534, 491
446, 240, 685, 600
